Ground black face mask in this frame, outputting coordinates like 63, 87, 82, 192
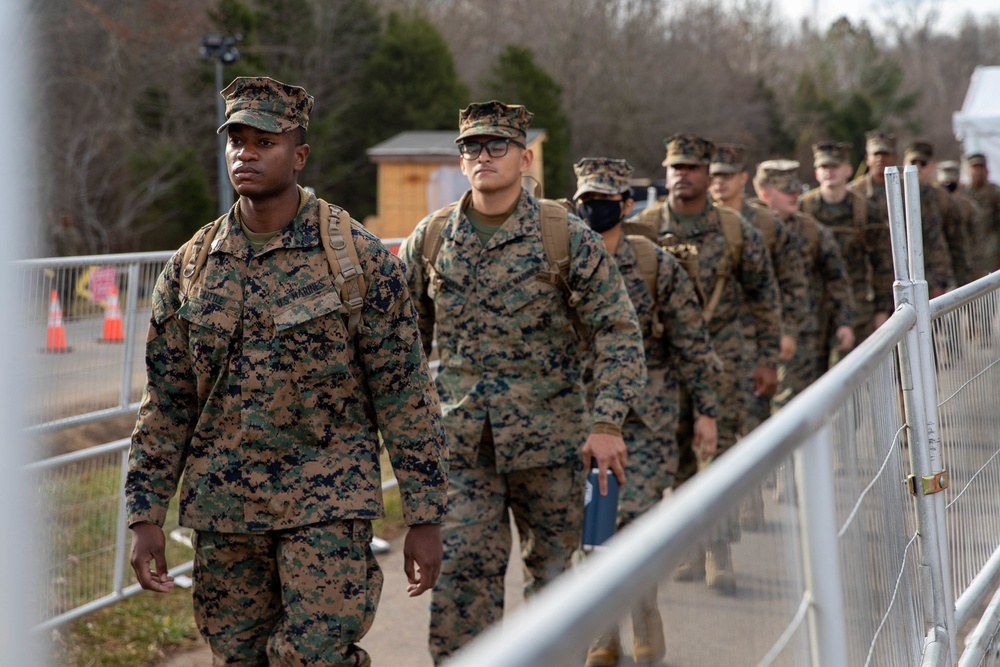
577, 199, 623, 233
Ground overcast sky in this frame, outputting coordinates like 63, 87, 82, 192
776, 0, 998, 34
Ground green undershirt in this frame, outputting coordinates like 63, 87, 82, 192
465, 200, 518, 247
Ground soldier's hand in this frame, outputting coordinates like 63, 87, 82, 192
753, 365, 778, 397
130, 522, 174, 593
834, 325, 856, 352
582, 433, 627, 494
403, 523, 442, 597
693, 415, 718, 462
779, 335, 797, 362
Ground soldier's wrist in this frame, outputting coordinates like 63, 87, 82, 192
590, 421, 622, 437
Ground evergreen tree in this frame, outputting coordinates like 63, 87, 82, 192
328, 11, 470, 220
483, 45, 572, 199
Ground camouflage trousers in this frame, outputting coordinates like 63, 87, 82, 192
774, 332, 821, 411
429, 436, 582, 664
673, 369, 743, 543
618, 412, 679, 527
192, 520, 382, 667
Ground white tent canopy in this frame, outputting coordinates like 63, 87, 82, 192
953, 65, 1000, 185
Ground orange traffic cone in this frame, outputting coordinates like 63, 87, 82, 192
101, 284, 124, 343
44, 290, 70, 353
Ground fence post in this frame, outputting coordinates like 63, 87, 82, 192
112, 448, 132, 595
794, 424, 849, 667
119, 261, 142, 410
885, 166, 955, 665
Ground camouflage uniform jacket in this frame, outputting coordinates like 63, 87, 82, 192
654, 201, 781, 370
126, 193, 447, 533
741, 200, 809, 339
613, 236, 720, 430
783, 211, 855, 334
799, 188, 894, 323
400, 190, 646, 473
849, 174, 954, 291
964, 181, 1000, 271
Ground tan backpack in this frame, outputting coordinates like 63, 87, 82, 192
633, 203, 744, 322
179, 195, 369, 337
420, 198, 589, 342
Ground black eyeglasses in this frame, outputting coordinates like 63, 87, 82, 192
458, 138, 525, 160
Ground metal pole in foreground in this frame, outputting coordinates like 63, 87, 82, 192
215, 59, 231, 215
0, 0, 46, 664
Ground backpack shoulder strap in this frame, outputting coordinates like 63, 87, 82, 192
180, 214, 226, 301
627, 234, 664, 339
421, 202, 459, 276
702, 205, 744, 323
538, 199, 588, 342
318, 198, 368, 337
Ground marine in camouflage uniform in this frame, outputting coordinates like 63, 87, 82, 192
939, 160, 987, 280
649, 134, 781, 593
964, 153, 1000, 275
399, 103, 646, 664
573, 157, 721, 666
905, 141, 973, 287
849, 131, 954, 296
126, 77, 448, 667
709, 143, 809, 436
800, 141, 894, 367
755, 160, 855, 409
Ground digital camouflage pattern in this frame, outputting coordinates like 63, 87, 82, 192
573, 157, 633, 200
755, 159, 804, 193
217, 76, 313, 135
400, 189, 645, 472
400, 188, 645, 662
455, 100, 533, 143
739, 200, 809, 431
709, 143, 748, 175
193, 520, 382, 666
849, 173, 955, 291
962, 165, 1000, 275
663, 133, 715, 166
865, 130, 897, 155
429, 452, 581, 662
904, 141, 934, 163
611, 236, 721, 523
126, 191, 448, 533
651, 199, 781, 496
812, 141, 853, 168
800, 187, 893, 349
773, 211, 854, 409
931, 184, 975, 286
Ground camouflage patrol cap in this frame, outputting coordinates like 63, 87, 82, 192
905, 140, 934, 162
573, 157, 634, 200
812, 141, 852, 167
937, 160, 960, 182
709, 143, 748, 175
755, 159, 803, 194
966, 153, 987, 167
662, 133, 715, 167
455, 101, 533, 143
217, 76, 313, 135
865, 130, 897, 155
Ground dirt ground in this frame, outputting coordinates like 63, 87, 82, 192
38, 414, 137, 457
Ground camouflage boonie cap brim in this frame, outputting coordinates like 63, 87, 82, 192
937, 160, 960, 181
865, 130, 897, 155
573, 157, 634, 200
455, 101, 533, 143
966, 153, 987, 167
812, 141, 852, 167
755, 159, 802, 193
905, 141, 934, 162
217, 77, 313, 135
710, 143, 748, 175
663, 133, 715, 167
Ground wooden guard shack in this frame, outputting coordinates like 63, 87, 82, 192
364, 129, 547, 242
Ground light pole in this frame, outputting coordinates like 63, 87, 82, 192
200, 32, 241, 215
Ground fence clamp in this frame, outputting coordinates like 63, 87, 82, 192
907, 471, 949, 496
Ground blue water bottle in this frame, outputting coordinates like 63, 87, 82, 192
582, 462, 619, 551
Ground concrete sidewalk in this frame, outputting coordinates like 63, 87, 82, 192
157, 535, 525, 667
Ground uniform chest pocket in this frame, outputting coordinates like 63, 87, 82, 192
177, 295, 241, 371
272, 290, 353, 383
428, 274, 468, 317
502, 273, 563, 317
